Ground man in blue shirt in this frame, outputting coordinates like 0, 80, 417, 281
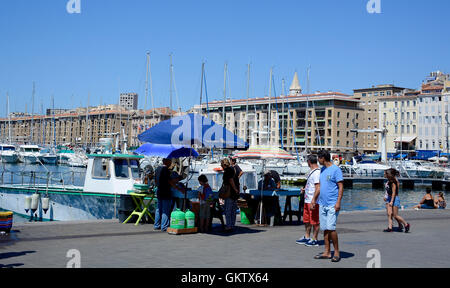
311, 150, 344, 263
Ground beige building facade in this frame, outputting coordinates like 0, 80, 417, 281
378, 91, 419, 154
0, 105, 175, 148
193, 86, 363, 154
353, 85, 407, 153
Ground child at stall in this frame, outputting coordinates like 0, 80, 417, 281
198, 174, 214, 233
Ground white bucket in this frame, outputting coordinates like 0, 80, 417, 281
24, 196, 32, 212
31, 193, 40, 212
42, 197, 50, 213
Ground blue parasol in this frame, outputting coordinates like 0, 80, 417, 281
134, 143, 199, 159
138, 113, 249, 150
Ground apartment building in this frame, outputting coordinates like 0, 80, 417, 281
378, 90, 419, 154
0, 105, 175, 148
193, 74, 363, 154
353, 85, 406, 153
417, 71, 449, 152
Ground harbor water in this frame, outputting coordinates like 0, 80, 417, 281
1, 163, 448, 222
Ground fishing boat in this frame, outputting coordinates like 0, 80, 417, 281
0, 154, 145, 221
0, 144, 19, 163
18, 145, 41, 164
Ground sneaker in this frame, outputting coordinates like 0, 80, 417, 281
383, 228, 393, 232
296, 236, 310, 245
405, 223, 410, 233
305, 239, 319, 247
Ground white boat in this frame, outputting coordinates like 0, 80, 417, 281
39, 148, 58, 165
284, 160, 310, 175
265, 160, 286, 175
344, 157, 390, 177
18, 145, 41, 164
0, 154, 146, 221
391, 160, 434, 178
190, 158, 209, 173
0, 144, 19, 163
420, 161, 445, 178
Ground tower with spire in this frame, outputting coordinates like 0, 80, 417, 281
289, 72, 302, 96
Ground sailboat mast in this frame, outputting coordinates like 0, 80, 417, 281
200, 62, 204, 107
52, 95, 56, 148
85, 93, 90, 148
268, 67, 273, 145
305, 67, 310, 153
246, 63, 250, 144
169, 54, 173, 112
7, 92, 11, 144
281, 78, 286, 150
222, 62, 227, 128
144, 52, 149, 126
150, 53, 155, 122
31, 82, 35, 144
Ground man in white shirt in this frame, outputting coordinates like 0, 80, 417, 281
296, 155, 321, 247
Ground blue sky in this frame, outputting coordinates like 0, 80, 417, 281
0, 0, 449, 115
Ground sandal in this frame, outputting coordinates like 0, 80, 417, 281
314, 253, 332, 260
331, 256, 341, 263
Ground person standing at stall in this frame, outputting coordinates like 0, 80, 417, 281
230, 158, 243, 195
313, 150, 344, 263
153, 158, 185, 232
220, 158, 239, 232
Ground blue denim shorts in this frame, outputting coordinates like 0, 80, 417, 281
319, 206, 339, 231
386, 196, 401, 208
421, 204, 435, 209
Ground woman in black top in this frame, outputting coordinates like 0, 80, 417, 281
384, 168, 410, 233
413, 188, 437, 209
221, 158, 239, 232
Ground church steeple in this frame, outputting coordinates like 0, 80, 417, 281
289, 72, 302, 96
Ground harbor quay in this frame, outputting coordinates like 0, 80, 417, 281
1, 209, 450, 268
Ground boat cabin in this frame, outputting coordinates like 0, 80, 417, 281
19, 145, 40, 153
83, 154, 144, 195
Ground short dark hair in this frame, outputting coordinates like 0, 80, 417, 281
198, 174, 208, 183
426, 187, 432, 194
307, 154, 318, 164
317, 150, 331, 162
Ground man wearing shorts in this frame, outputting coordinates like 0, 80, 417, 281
296, 155, 320, 247
312, 150, 344, 263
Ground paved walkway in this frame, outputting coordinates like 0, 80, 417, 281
1, 209, 450, 268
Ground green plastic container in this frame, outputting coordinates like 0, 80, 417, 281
170, 209, 185, 229
185, 209, 196, 228
240, 208, 252, 225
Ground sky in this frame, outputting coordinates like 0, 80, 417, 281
0, 0, 449, 115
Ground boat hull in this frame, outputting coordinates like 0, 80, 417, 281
1, 154, 19, 164
0, 185, 123, 221
39, 156, 58, 165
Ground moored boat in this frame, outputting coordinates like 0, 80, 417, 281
0, 154, 146, 221
0, 144, 19, 164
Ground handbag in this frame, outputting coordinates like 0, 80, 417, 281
218, 183, 231, 199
